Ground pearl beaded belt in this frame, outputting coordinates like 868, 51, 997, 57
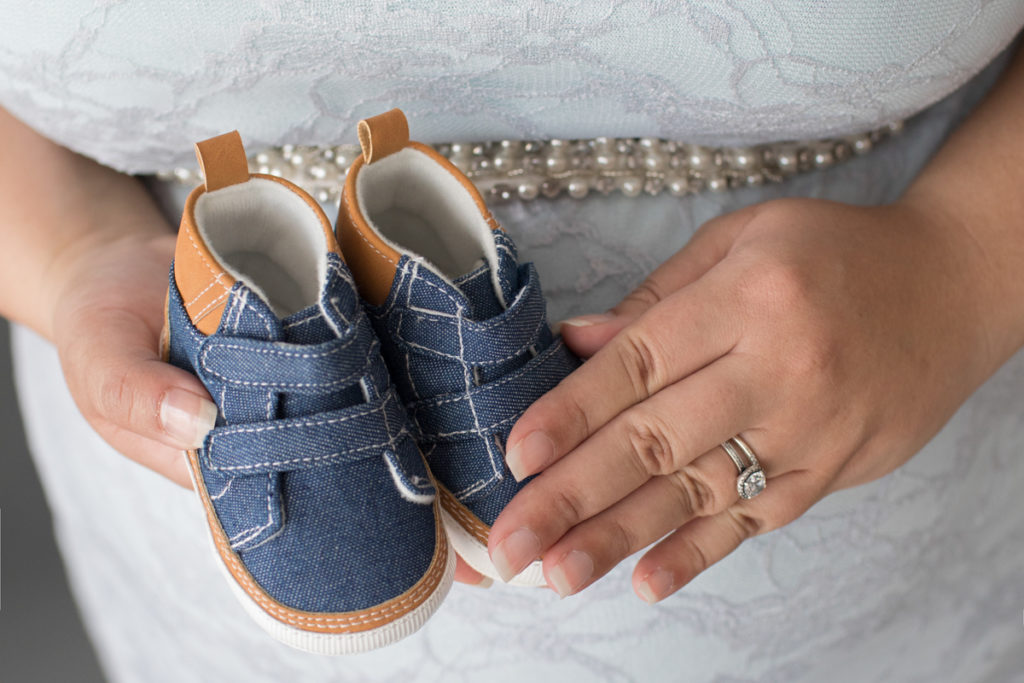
157, 121, 903, 204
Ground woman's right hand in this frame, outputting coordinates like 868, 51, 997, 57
46, 232, 216, 488
0, 105, 214, 488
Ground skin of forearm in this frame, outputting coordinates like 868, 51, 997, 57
901, 40, 1024, 372
0, 106, 173, 339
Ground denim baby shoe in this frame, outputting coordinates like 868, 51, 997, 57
335, 110, 580, 585
162, 131, 454, 654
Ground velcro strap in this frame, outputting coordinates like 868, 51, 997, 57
395, 264, 547, 365
204, 391, 408, 474
197, 325, 374, 393
408, 340, 580, 442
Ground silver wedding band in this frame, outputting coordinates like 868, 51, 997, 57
721, 435, 767, 500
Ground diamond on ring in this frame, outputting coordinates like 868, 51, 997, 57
737, 466, 766, 500
721, 436, 766, 500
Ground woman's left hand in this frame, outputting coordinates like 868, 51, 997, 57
487, 196, 1009, 601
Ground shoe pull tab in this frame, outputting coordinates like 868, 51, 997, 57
195, 131, 250, 191
358, 109, 409, 164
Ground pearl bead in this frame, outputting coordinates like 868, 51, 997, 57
727, 147, 758, 171
812, 145, 834, 168
544, 155, 568, 173
707, 174, 728, 192
517, 181, 539, 200
540, 179, 561, 198
686, 145, 714, 171
567, 178, 589, 199
775, 147, 799, 174
851, 135, 873, 154
644, 152, 667, 171
667, 176, 689, 196
619, 177, 642, 197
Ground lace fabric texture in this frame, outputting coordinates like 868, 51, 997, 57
3, 2, 1024, 681
0, 1, 1022, 172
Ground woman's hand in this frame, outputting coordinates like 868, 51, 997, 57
0, 106, 217, 488
45, 232, 218, 488
488, 39, 1024, 601
488, 196, 1016, 601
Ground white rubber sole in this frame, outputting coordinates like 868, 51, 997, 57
216, 539, 455, 655
185, 452, 456, 654
440, 507, 546, 587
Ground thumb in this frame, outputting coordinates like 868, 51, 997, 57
60, 307, 217, 453
558, 204, 757, 357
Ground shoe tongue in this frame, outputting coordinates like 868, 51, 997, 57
223, 258, 367, 415
449, 232, 519, 320
452, 261, 507, 320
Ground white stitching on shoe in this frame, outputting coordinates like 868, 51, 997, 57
214, 428, 411, 473
186, 272, 227, 307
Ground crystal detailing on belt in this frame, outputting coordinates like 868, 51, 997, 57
158, 121, 903, 203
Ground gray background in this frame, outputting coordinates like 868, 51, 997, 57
0, 320, 106, 682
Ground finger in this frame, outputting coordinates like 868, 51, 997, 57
632, 470, 824, 603
559, 204, 760, 357
454, 555, 491, 587
59, 307, 217, 453
491, 354, 757, 581
506, 269, 742, 481
541, 447, 739, 597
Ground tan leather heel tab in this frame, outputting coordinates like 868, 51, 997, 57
337, 157, 401, 306
195, 131, 250, 191
357, 109, 409, 164
174, 185, 235, 336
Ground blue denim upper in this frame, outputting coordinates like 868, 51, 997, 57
367, 231, 580, 526
166, 253, 439, 613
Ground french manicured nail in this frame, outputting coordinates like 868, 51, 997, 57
490, 527, 541, 582
160, 388, 218, 448
558, 313, 615, 330
548, 550, 594, 598
636, 568, 674, 604
505, 431, 556, 482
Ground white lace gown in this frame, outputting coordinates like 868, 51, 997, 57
2, 3, 1024, 681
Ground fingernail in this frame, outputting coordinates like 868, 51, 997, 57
548, 550, 594, 598
473, 576, 494, 589
160, 388, 218, 448
490, 527, 541, 582
636, 568, 674, 604
505, 431, 556, 482
558, 313, 615, 329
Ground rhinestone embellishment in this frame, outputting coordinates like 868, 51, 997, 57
158, 121, 903, 203
737, 466, 767, 500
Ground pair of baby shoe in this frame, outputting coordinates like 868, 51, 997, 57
162, 109, 579, 654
